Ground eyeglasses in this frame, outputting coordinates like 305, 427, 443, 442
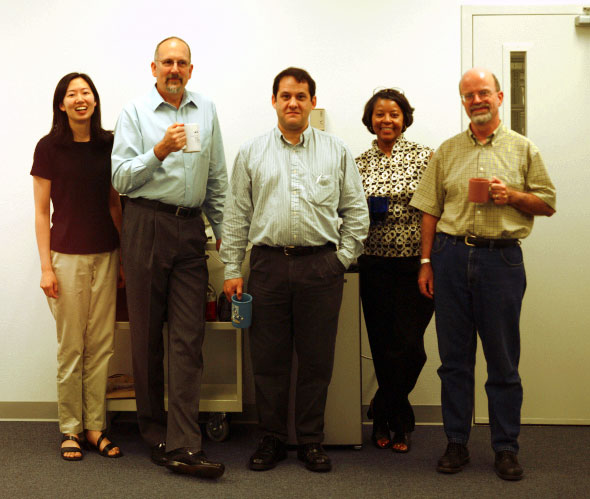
373, 86, 405, 95
461, 89, 495, 102
156, 59, 190, 69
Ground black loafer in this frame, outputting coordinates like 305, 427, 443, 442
297, 443, 332, 472
494, 450, 523, 481
249, 435, 287, 471
164, 448, 225, 479
437, 442, 470, 473
150, 442, 167, 466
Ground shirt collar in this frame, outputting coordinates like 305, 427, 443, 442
274, 124, 313, 147
370, 134, 407, 155
149, 85, 198, 111
467, 122, 504, 146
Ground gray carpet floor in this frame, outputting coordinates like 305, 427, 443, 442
1, 419, 588, 498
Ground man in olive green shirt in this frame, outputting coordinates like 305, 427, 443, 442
411, 68, 556, 481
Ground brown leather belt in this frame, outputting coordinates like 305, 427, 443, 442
129, 197, 202, 218
461, 235, 519, 248
257, 243, 336, 256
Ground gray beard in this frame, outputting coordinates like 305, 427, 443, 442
165, 85, 182, 94
471, 111, 492, 124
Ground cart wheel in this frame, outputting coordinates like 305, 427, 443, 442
206, 412, 230, 442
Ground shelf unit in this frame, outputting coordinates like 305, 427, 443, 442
106, 321, 243, 414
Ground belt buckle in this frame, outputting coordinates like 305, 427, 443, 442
464, 235, 476, 247
175, 206, 189, 217
284, 246, 295, 256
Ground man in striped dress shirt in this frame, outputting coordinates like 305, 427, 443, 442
220, 67, 369, 473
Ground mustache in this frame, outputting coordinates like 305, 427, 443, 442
166, 76, 183, 84
470, 104, 489, 112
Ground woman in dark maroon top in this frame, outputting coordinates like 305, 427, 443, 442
32, 73, 123, 460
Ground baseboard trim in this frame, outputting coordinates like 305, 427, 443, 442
0, 402, 443, 424
0, 402, 58, 421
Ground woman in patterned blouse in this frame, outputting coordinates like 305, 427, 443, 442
356, 89, 434, 453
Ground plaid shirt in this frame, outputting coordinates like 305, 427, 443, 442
410, 123, 556, 239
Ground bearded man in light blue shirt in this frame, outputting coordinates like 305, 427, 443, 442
221, 67, 369, 473
111, 36, 227, 479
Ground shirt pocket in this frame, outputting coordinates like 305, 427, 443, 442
308, 173, 337, 207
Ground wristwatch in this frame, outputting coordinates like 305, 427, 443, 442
420, 258, 431, 265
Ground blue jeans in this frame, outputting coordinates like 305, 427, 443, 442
431, 233, 526, 453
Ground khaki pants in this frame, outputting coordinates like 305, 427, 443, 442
48, 250, 118, 434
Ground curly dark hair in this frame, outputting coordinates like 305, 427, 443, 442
361, 88, 414, 134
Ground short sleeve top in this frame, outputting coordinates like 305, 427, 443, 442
356, 136, 432, 257
31, 135, 119, 254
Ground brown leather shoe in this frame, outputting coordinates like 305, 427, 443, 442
164, 448, 225, 478
297, 443, 332, 472
494, 450, 523, 481
437, 443, 470, 473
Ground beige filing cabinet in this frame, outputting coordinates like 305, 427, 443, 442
288, 272, 362, 447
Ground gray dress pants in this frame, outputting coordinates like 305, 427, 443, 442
122, 199, 208, 452
247, 245, 345, 444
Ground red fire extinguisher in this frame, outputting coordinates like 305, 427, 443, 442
206, 283, 217, 321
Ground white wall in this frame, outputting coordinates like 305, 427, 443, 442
0, 0, 575, 409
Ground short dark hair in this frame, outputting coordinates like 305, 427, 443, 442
272, 67, 316, 98
49, 73, 111, 145
154, 36, 192, 62
362, 88, 414, 134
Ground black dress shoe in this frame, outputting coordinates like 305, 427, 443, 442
297, 443, 332, 472
437, 442, 470, 473
249, 435, 287, 471
150, 442, 167, 466
495, 450, 523, 481
164, 448, 225, 478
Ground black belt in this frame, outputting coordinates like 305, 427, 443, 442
455, 234, 519, 248
129, 197, 202, 218
258, 243, 336, 256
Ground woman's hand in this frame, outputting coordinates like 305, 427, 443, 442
41, 269, 58, 298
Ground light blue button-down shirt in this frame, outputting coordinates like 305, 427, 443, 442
220, 125, 369, 279
111, 86, 227, 238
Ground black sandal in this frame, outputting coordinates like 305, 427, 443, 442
88, 432, 123, 458
391, 432, 411, 453
61, 434, 84, 461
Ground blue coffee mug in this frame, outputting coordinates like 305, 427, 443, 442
231, 293, 253, 328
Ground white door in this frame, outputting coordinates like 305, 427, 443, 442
462, 6, 590, 424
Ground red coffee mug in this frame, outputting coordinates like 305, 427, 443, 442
468, 178, 490, 203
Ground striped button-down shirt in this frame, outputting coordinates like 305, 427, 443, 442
111, 86, 227, 238
410, 123, 556, 239
220, 125, 369, 279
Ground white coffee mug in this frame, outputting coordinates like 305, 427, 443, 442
183, 123, 201, 153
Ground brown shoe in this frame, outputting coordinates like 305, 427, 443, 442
494, 450, 523, 481
437, 443, 470, 473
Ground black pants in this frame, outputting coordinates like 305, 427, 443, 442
359, 255, 434, 433
247, 245, 345, 444
122, 199, 208, 451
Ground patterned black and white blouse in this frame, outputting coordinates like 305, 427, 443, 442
356, 136, 433, 257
